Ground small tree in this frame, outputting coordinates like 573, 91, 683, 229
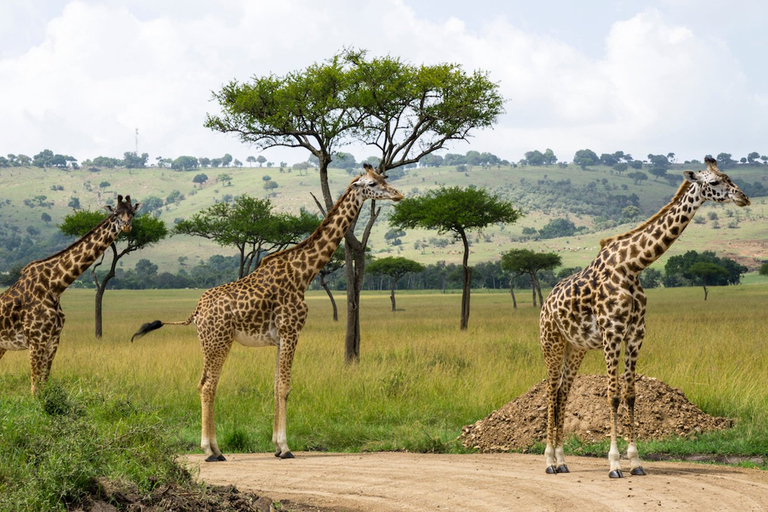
760, 262, 768, 277
174, 196, 320, 277
367, 256, 425, 311
390, 187, 521, 329
60, 212, 167, 337
686, 261, 728, 300
501, 249, 561, 308
193, 173, 209, 187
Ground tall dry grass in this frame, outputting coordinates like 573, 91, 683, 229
1, 284, 766, 455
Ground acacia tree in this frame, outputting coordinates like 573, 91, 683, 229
174, 195, 319, 278
500, 249, 562, 308
367, 256, 425, 311
390, 187, 520, 329
686, 261, 728, 301
60, 212, 167, 338
205, 48, 503, 362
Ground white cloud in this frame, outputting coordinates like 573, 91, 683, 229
1, 0, 766, 166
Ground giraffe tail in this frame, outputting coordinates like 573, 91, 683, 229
130, 314, 194, 342
130, 320, 164, 342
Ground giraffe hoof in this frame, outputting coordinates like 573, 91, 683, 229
556, 464, 569, 474
279, 451, 294, 459
608, 469, 624, 479
630, 466, 647, 476
545, 466, 557, 474
205, 454, 226, 462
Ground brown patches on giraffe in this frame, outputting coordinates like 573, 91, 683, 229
0, 195, 141, 393
539, 158, 749, 478
131, 166, 402, 462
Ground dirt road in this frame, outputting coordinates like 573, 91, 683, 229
187, 452, 768, 511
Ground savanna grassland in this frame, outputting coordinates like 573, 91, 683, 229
2, 285, 767, 458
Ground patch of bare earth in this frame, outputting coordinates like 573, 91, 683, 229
460, 374, 734, 453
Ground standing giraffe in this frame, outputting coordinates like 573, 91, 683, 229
0, 195, 141, 393
131, 165, 402, 461
539, 157, 749, 478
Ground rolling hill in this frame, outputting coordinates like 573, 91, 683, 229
0, 162, 766, 276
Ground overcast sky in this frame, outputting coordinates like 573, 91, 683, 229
2, 0, 767, 167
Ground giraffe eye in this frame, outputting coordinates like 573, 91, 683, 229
367, 182, 376, 188
709, 180, 721, 186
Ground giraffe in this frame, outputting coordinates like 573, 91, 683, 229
131, 165, 403, 461
539, 157, 750, 478
0, 195, 141, 394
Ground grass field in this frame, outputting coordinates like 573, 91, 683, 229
1, 284, 767, 461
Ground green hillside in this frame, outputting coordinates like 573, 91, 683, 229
1, 163, 766, 275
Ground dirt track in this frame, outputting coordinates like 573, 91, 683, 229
187, 452, 768, 511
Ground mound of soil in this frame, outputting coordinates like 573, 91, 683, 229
461, 374, 734, 453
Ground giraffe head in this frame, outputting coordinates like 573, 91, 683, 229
352, 164, 404, 202
683, 157, 750, 207
105, 194, 142, 233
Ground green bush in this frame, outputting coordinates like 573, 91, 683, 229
0, 381, 191, 511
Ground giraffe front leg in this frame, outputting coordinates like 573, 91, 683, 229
28, 339, 49, 395
273, 331, 298, 459
603, 337, 624, 478
624, 338, 646, 476
541, 329, 566, 474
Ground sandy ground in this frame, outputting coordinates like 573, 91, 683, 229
186, 452, 768, 511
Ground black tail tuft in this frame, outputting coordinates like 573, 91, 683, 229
131, 320, 164, 342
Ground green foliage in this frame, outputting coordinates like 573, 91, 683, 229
760, 262, 768, 277
0, 382, 189, 512
389, 186, 521, 236
174, 195, 320, 277
537, 217, 581, 239
573, 149, 598, 169
368, 256, 425, 281
665, 250, 747, 287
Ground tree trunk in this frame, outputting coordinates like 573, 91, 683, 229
91, 245, 119, 339
531, 273, 537, 307
703, 284, 708, 301
459, 230, 471, 330
94, 285, 104, 338
390, 281, 396, 312
319, 275, 338, 321
509, 279, 517, 309
533, 273, 545, 307
344, 242, 365, 363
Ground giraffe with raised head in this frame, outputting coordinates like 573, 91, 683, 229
0, 195, 141, 393
131, 165, 403, 461
539, 157, 750, 478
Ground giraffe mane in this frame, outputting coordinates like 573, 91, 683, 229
599, 179, 693, 248
257, 174, 361, 267
20, 213, 115, 274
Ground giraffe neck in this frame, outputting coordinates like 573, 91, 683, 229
263, 187, 365, 289
598, 181, 702, 275
34, 216, 122, 296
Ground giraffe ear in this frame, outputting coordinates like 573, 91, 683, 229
683, 170, 698, 183
104, 204, 115, 213
132, 202, 142, 213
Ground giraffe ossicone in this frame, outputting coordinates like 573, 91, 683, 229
0, 195, 141, 393
538, 157, 749, 478
131, 165, 402, 462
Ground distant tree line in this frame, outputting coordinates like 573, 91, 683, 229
45, 250, 747, 301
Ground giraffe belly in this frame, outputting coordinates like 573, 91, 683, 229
0, 331, 28, 351
233, 328, 278, 347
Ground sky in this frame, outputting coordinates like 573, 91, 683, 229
1, 0, 767, 167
